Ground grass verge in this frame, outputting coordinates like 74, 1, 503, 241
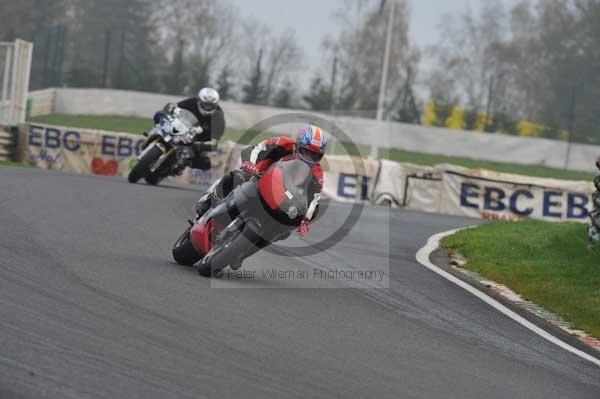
442, 221, 600, 339
30, 114, 154, 135
381, 148, 594, 181
0, 160, 31, 168
29, 114, 594, 181
29, 114, 273, 146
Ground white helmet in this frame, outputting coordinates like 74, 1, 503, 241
197, 87, 220, 116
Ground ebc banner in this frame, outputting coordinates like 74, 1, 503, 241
440, 165, 594, 223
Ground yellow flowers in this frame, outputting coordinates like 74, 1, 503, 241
423, 102, 568, 140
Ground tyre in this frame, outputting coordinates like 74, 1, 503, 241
145, 173, 163, 186
128, 145, 163, 183
197, 224, 259, 278
172, 228, 203, 266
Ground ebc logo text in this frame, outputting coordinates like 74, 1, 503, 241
29, 125, 146, 157
460, 182, 589, 220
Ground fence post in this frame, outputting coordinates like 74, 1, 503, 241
0, 39, 33, 162
12, 39, 34, 124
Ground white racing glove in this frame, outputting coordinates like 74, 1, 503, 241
190, 126, 204, 136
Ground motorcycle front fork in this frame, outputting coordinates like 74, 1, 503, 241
172, 151, 194, 175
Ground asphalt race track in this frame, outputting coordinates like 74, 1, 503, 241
1, 166, 600, 399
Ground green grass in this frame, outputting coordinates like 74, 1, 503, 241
381, 148, 594, 182
29, 114, 595, 181
443, 221, 600, 338
29, 114, 273, 146
30, 114, 154, 135
0, 160, 31, 168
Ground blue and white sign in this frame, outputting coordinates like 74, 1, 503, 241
440, 167, 594, 223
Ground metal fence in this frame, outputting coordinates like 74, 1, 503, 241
0, 40, 33, 126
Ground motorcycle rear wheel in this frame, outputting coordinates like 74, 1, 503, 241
197, 224, 260, 278
172, 228, 203, 266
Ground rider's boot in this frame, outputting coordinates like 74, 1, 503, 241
195, 192, 213, 218
195, 176, 225, 218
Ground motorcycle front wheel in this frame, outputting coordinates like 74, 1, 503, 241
172, 227, 203, 266
144, 173, 164, 186
128, 145, 163, 183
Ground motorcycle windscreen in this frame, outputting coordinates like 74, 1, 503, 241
172, 109, 198, 135
258, 159, 311, 213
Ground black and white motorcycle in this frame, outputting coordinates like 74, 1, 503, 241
128, 107, 217, 185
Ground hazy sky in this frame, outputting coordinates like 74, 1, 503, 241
228, 0, 519, 64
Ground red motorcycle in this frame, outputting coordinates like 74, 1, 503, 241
172, 158, 312, 277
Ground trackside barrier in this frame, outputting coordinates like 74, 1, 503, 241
28, 87, 600, 173
436, 164, 594, 223
18, 123, 240, 193
368, 160, 594, 223
18, 123, 595, 223
0, 125, 17, 161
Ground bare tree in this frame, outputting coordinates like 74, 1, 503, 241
0, 0, 70, 89
187, 1, 239, 91
427, 0, 508, 114
242, 47, 265, 104
262, 30, 302, 103
239, 20, 302, 105
152, 0, 240, 94
310, 0, 418, 117
425, 0, 600, 143
216, 66, 234, 100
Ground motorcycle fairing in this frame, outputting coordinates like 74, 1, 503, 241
189, 159, 314, 262
258, 166, 286, 211
190, 217, 214, 254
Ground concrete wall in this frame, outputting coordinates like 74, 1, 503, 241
29, 87, 600, 172
28, 88, 55, 117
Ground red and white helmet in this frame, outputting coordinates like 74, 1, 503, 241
294, 125, 329, 164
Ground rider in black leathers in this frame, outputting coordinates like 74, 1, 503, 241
153, 87, 226, 170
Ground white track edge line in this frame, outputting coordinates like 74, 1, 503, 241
415, 227, 600, 368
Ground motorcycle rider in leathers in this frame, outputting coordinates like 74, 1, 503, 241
153, 87, 225, 171
195, 125, 329, 238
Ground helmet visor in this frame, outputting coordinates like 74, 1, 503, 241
298, 147, 323, 164
198, 100, 217, 113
